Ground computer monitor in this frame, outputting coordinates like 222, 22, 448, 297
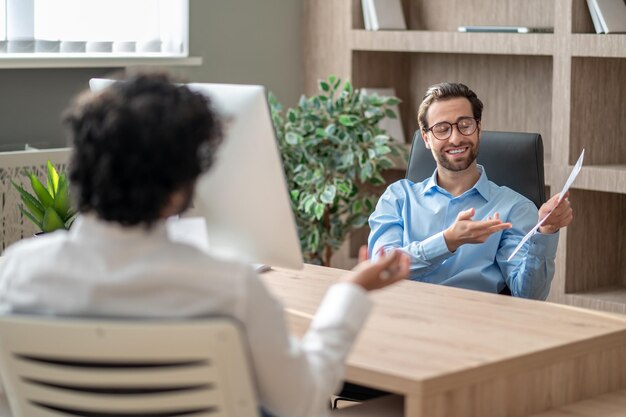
89, 78, 304, 270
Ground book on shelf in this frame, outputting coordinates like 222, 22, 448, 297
360, 88, 405, 144
587, 0, 604, 33
458, 26, 553, 33
362, 0, 406, 31
587, 0, 626, 34
361, 0, 373, 30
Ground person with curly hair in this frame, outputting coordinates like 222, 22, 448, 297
0, 72, 410, 417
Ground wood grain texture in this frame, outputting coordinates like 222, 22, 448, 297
571, 35, 626, 57
405, 0, 554, 31
550, 6, 572, 167
261, 265, 626, 417
527, 388, 626, 416
303, 0, 352, 95
408, 53, 553, 151
571, 0, 597, 34
422, 345, 626, 417
569, 289, 626, 315
352, 51, 412, 143
350, 31, 555, 56
565, 189, 626, 292
554, 0, 573, 35
558, 165, 626, 194
570, 57, 626, 166
263, 265, 626, 386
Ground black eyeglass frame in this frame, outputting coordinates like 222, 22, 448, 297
425, 117, 480, 141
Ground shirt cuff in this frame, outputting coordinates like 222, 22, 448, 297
528, 230, 559, 257
411, 231, 453, 261
310, 282, 372, 334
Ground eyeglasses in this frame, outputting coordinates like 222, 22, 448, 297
425, 117, 479, 141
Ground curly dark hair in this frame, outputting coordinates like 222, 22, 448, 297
63, 72, 223, 226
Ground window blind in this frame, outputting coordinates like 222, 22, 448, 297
1, 0, 188, 56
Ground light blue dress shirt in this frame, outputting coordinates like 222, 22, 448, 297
368, 165, 559, 300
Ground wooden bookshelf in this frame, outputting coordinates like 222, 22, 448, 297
304, 0, 626, 313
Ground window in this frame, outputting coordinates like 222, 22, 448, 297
1, 0, 188, 56
0, 1, 5, 43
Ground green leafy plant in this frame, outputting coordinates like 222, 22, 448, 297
270, 75, 407, 265
11, 161, 75, 233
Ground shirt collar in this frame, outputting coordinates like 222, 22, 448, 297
70, 213, 169, 241
473, 165, 491, 200
422, 169, 439, 195
422, 164, 491, 201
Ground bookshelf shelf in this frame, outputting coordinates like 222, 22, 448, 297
305, 0, 626, 314
569, 286, 626, 314
570, 35, 626, 58
350, 30, 555, 55
554, 166, 626, 195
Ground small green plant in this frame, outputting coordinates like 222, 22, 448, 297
11, 161, 75, 233
270, 75, 407, 265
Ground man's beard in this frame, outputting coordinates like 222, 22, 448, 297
434, 141, 479, 172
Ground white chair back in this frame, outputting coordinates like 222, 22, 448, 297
0, 316, 259, 417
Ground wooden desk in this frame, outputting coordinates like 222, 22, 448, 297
261, 264, 626, 417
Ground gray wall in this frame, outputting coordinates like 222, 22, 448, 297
0, 68, 116, 151
0, 0, 303, 151
182, 0, 303, 106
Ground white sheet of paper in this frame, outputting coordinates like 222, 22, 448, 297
557, 149, 585, 203
507, 149, 585, 262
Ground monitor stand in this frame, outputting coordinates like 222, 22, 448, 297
253, 263, 272, 273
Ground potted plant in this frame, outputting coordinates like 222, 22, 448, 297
270, 75, 407, 265
11, 160, 75, 233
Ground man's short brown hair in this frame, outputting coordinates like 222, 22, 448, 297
417, 82, 483, 131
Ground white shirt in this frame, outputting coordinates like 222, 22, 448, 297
0, 215, 372, 417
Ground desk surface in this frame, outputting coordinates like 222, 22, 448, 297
261, 264, 626, 417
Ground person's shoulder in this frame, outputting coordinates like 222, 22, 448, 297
384, 178, 423, 197
152, 241, 259, 303
3, 229, 70, 260
488, 181, 536, 210
0, 230, 71, 284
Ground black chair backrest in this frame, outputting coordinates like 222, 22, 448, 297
406, 130, 546, 209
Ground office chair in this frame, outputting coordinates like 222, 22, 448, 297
334, 131, 546, 408
0, 316, 402, 417
0, 316, 259, 417
406, 130, 546, 209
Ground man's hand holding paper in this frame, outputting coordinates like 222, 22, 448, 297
507, 149, 584, 261
537, 192, 573, 235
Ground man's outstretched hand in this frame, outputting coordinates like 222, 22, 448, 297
443, 208, 512, 252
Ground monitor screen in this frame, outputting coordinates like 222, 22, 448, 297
89, 78, 303, 270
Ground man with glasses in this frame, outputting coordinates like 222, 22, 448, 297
367, 82, 573, 300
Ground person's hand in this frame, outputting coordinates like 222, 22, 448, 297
342, 246, 410, 292
538, 192, 573, 234
443, 208, 512, 252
